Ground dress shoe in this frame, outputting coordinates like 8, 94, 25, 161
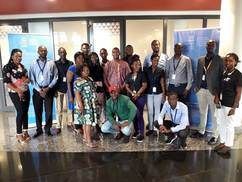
114, 132, 123, 140
33, 131, 43, 138
208, 137, 217, 145
190, 131, 204, 138
217, 146, 231, 154
56, 128, 61, 135
122, 135, 130, 143
214, 143, 225, 152
45, 130, 53, 136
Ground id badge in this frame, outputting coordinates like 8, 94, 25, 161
152, 87, 157, 93
63, 77, 67, 82
40, 75, 44, 81
115, 115, 119, 122
202, 74, 206, 81
172, 74, 176, 80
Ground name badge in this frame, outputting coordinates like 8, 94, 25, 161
202, 74, 206, 81
40, 75, 44, 81
172, 74, 176, 80
115, 115, 119, 122
152, 87, 157, 93
63, 77, 66, 82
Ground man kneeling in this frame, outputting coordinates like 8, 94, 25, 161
101, 85, 137, 143
154, 92, 189, 149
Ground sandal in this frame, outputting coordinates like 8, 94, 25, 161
16, 134, 26, 144
23, 132, 31, 142
86, 142, 97, 148
83, 138, 87, 143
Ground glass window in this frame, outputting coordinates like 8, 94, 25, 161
126, 20, 163, 63
28, 22, 50, 34
207, 19, 220, 28
53, 21, 88, 61
167, 19, 203, 57
92, 22, 120, 60
0, 25, 23, 107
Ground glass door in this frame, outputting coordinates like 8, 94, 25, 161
90, 20, 121, 60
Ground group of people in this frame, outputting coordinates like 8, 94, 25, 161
2, 39, 241, 153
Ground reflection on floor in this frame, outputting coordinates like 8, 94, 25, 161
0, 150, 241, 182
1, 112, 242, 152
1, 112, 242, 182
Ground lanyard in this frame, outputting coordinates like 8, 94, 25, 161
37, 59, 47, 74
224, 69, 235, 76
203, 56, 213, 74
173, 56, 182, 72
170, 108, 177, 123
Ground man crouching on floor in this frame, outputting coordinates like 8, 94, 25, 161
101, 85, 137, 143
154, 92, 189, 149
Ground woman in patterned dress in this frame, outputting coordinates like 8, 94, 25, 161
2, 49, 31, 143
74, 64, 98, 148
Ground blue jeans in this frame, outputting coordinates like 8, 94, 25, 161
101, 120, 133, 136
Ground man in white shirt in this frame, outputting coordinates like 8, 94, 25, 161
154, 92, 189, 149
143, 40, 169, 71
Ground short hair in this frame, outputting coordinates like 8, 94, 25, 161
174, 43, 183, 48
100, 48, 107, 52
76, 63, 89, 77
151, 53, 159, 60
207, 40, 216, 46
81, 43, 90, 48
112, 47, 120, 51
168, 91, 178, 98
151, 40, 160, 46
125, 45, 133, 48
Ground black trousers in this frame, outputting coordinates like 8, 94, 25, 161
168, 84, 188, 104
155, 120, 189, 146
9, 90, 30, 134
33, 89, 54, 132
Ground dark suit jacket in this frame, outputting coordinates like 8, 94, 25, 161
195, 55, 224, 95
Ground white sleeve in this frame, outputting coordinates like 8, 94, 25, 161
170, 104, 189, 133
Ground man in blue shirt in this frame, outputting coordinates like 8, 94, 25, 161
29, 45, 58, 138
154, 92, 189, 149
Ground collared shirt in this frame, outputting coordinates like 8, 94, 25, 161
55, 59, 73, 93
165, 54, 193, 90
104, 60, 131, 90
158, 101, 189, 133
29, 58, 58, 91
200, 54, 213, 89
143, 52, 169, 70
145, 66, 165, 94
106, 94, 137, 124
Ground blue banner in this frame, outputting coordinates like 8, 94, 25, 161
174, 28, 220, 130
8, 33, 56, 127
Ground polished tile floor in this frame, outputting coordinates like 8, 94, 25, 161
1, 112, 242, 152
0, 150, 242, 182
1, 112, 242, 181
